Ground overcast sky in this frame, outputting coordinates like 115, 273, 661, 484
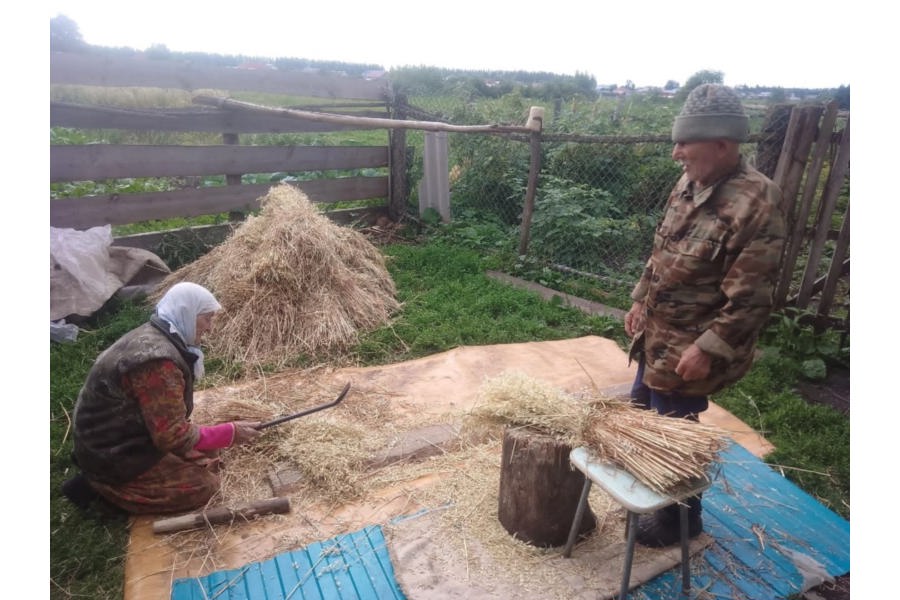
48, 0, 858, 89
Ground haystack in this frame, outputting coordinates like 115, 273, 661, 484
152, 184, 400, 367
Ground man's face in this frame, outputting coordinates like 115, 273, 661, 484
671, 140, 727, 188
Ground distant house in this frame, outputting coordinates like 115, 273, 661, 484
362, 70, 387, 81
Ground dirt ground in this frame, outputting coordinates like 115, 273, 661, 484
794, 366, 850, 600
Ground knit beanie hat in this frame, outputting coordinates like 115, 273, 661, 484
672, 84, 749, 143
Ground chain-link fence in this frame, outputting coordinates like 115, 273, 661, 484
397, 89, 796, 310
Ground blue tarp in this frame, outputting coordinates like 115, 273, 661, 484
171, 525, 405, 600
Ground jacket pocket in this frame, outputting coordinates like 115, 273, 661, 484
669, 235, 722, 261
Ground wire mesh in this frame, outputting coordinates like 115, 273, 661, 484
398, 89, 813, 311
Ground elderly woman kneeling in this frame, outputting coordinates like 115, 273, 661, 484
63, 282, 261, 514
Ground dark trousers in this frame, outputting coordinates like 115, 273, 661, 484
630, 354, 709, 420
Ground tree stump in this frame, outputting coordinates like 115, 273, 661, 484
497, 427, 596, 547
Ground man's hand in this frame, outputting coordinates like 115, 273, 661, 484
232, 421, 263, 446
675, 344, 712, 382
624, 301, 645, 338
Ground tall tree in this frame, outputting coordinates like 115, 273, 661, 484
50, 14, 86, 52
675, 70, 724, 101
833, 85, 850, 110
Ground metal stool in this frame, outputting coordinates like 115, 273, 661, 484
562, 446, 712, 599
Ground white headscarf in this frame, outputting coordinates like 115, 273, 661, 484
155, 282, 222, 379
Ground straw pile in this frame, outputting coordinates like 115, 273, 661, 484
467, 371, 588, 444
152, 183, 400, 367
465, 372, 729, 495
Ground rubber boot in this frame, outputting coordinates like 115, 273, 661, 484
635, 495, 703, 548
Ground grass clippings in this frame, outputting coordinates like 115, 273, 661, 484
152, 183, 401, 368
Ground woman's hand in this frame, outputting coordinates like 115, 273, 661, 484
624, 301, 645, 338
231, 421, 263, 446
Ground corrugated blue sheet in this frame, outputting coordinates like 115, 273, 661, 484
171, 525, 405, 600
634, 442, 850, 599
172, 442, 849, 600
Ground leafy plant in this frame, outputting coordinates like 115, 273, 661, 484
759, 307, 849, 378
527, 176, 657, 273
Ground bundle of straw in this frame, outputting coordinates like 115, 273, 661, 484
581, 397, 729, 494
466, 372, 729, 494
152, 184, 400, 367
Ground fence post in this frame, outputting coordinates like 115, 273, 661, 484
223, 132, 244, 222
389, 93, 409, 222
419, 131, 450, 222
518, 107, 545, 256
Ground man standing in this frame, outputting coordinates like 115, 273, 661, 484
623, 84, 786, 546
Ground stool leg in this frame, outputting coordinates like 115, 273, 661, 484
680, 503, 690, 597
562, 478, 592, 558
619, 511, 638, 600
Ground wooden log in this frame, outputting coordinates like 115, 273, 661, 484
152, 497, 290, 534
497, 427, 596, 547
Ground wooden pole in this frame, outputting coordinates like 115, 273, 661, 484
518, 107, 544, 256
223, 132, 245, 222
388, 92, 409, 221
194, 95, 534, 135
152, 497, 291, 534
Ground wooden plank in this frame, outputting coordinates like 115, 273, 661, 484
50, 102, 389, 134
50, 144, 388, 182
112, 223, 236, 252
110, 205, 389, 251
773, 105, 824, 305
816, 206, 850, 321
51, 177, 389, 229
797, 118, 850, 307
774, 103, 838, 305
50, 51, 388, 100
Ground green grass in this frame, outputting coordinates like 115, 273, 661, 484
50, 299, 148, 599
49, 239, 849, 599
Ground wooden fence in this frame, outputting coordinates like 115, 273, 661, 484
769, 102, 850, 332
50, 52, 849, 333
50, 51, 405, 249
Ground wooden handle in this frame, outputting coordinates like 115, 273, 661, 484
152, 497, 291, 534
